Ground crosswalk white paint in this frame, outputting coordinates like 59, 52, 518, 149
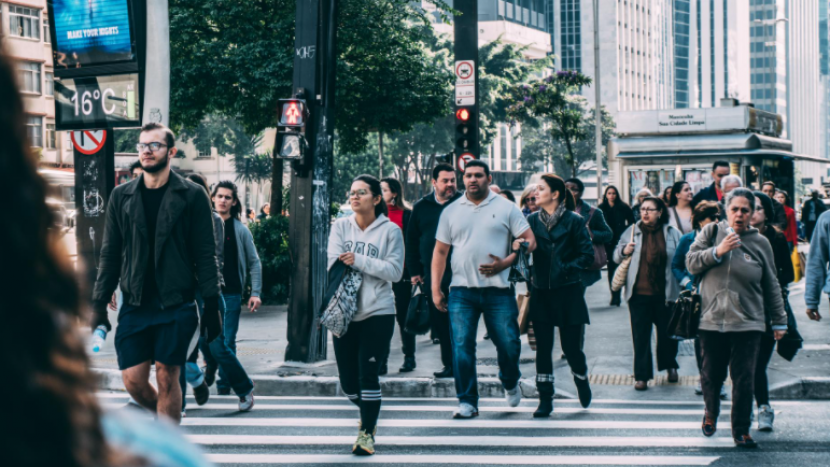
206, 454, 721, 465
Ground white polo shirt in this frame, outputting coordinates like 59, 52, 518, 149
435, 190, 530, 289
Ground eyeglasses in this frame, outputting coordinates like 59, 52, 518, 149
349, 189, 370, 198
640, 208, 659, 213
136, 142, 168, 153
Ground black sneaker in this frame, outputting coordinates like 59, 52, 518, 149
734, 434, 758, 449
202, 365, 218, 387
399, 356, 416, 373
433, 367, 453, 378
193, 381, 210, 406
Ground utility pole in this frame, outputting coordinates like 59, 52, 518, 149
285, 0, 339, 363
453, 0, 479, 171
592, 0, 603, 199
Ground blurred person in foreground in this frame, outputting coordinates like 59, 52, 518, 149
806, 210, 830, 321
687, 188, 786, 448
0, 47, 209, 467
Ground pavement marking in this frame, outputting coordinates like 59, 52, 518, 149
181, 417, 732, 430
206, 453, 721, 465
189, 434, 735, 448
118, 403, 711, 415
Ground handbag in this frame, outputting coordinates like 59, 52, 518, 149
405, 283, 432, 335
776, 292, 803, 361
508, 242, 533, 283
585, 208, 608, 270
319, 260, 363, 338
667, 225, 718, 340
517, 292, 531, 335
611, 228, 635, 292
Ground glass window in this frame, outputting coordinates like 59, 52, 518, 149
628, 169, 675, 205
27, 116, 43, 147
45, 72, 54, 96
17, 62, 41, 94
43, 19, 51, 43
45, 124, 56, 149
9, 6, 40, 40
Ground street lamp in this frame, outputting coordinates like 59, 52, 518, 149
753, 18, 788, 112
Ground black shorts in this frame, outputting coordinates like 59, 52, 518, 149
114, 299, 199, 370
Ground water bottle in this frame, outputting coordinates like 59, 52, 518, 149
726, 226, 742, 246
91, 325, 107, 353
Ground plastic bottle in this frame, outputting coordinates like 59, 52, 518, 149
726, 226, 742, 246
91, 325, 107, 353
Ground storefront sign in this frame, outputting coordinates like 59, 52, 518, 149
657, 110, 707, 133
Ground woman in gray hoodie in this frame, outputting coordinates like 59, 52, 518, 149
327, 175, 404, 456
686, 188, 787, 449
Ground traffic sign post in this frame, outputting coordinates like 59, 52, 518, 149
453, 0, 479, 162
457, 153, 475, 172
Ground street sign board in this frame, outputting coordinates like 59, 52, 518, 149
54, 74, 141, 131
71, 130, 108, 155
457, 152, 476, 172
455, 60, 475, 106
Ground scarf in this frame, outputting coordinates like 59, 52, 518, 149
539, 203, 567, 232
639, 222, 667, 293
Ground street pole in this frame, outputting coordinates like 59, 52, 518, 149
142, 0, 170, 126
285, 0, 338, 363
592, 0, 603, 199
453, 0, 479, 181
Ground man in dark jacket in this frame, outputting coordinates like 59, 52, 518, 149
803, 190, 828, 242
691, 161, 731, 207
92, 123, 222, 424
761, 182, 789, 232
406, 164, 461, 378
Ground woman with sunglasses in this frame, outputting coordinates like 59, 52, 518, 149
614, 197, 682, 391
327, 175, 404, 456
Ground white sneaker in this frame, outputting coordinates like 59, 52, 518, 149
758, 405, 774, 432
239, 390, 255, 412
453, 402, 479, 419
694, 382, 703, 395
505, 385, 522, 407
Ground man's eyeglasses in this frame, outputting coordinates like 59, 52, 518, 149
136, 142, 168, 153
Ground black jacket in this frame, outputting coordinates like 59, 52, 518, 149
691, 182, 719, 208
803, 197, 827, 222
405, 191, 462, 290
527, 210, 595, 290
769, 198, 788, 232
93, 171, 221, 307
600, 202, 635, 247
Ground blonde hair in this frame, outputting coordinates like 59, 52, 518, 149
520, 184, 538, 207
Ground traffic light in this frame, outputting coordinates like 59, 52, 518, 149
278, 98, 309, 128
455, 107, 477, 158
275, 97, 310, 161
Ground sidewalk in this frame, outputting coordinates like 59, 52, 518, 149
92, 272, 830, 400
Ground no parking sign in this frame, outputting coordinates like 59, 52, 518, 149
71, 130, 108, 155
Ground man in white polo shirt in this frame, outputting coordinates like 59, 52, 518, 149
431, 160, 536, 418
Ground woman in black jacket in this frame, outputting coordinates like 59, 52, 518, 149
522, 174, 595, 417
599, 185, 635, 306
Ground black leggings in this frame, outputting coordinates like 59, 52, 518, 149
754, 333, 776, 407
392, 280, 415, 358
333, 314, 395, 433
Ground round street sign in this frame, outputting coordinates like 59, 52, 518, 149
455, 61, 474, 80
457, 153, 476, 172
71, 130, 107, 155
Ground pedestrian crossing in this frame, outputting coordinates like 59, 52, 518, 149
99, 393, 756, 466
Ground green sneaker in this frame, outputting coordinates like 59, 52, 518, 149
352, 428, 376, 456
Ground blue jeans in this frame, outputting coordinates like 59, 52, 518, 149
222, 294, 243, 354
198, 294, 254, 397
448, 287, 522, 407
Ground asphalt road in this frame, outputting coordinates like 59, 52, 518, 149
100, 392, 830, 466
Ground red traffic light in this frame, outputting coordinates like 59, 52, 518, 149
456, 108, 470, 121
279, 99, 308, 128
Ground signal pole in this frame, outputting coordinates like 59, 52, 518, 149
453, 0, 479, 169
284, 0, 339, 363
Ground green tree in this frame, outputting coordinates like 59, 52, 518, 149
506, 71, 595, 178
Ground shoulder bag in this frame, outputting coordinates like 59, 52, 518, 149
611, 227, 635, 292
585, 208, 608, 271
405, 283, 432, 335
319, 260, 363, 338
667, 225, 718, 340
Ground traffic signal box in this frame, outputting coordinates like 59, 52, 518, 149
276, 98, 310, 161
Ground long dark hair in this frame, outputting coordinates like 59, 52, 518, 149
539, 174, 575, 211
186, 173, 211, 197
354, 174, 388, 218
668, 181, 690, 207
0, 47, 120, 467
212, 180, 242, 219
599, 185, 629, 210
381, 177, 410, 210
641, 197, 670, 225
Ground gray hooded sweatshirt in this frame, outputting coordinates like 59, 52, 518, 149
686, 221, 786, 333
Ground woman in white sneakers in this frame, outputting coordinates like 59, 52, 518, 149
327, 174, 404, 456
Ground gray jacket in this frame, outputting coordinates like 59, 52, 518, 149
686, 221, 786, 333
613, 222, 682, 303
212, 212, 225, 286
228, 219, 263, 297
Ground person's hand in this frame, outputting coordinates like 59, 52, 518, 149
432, 289, 447, 313
479, 255, 510, 277
411, 275, 423, 285
247, 296, 261, 313
339, 252, 355, 266
716, 232, 741, 257
512, 239, 527, 252
92, 301, 112, 332
773, 330, 787, 341
807, 308, 822, 322
623, 242, 636, 256
108, 292, 118, 312
202, 296, 223, 343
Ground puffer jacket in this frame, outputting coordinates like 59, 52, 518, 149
686, 221, 787, 333
613, 222, 682, 303
527, 210, 594, 290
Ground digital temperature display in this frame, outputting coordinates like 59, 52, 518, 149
54, 73, 141, 130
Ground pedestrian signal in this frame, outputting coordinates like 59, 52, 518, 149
279, 99, 308, 128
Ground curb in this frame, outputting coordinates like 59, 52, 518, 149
93, 368, 574, 399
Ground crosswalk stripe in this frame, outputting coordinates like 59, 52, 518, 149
189, 434, 735, 448
206, 453, 721, 465
181, 417, 732, 430
115, 403, 708, 415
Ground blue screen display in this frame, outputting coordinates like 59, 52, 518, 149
50, 0, 134, 69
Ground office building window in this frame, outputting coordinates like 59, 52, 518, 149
17, 62, 41, 94
43, 19, 51, 43
45, 124, 56, 149
560, 0, 582, 71
10, 6, 40, 40
27, 116, 43, 147
45, 72, 54, 96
